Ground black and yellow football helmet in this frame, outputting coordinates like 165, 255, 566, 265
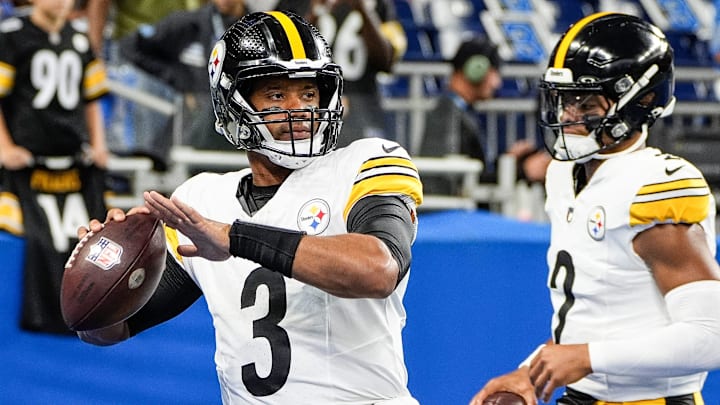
208, 11, 344, 169
539, 12, 675, 162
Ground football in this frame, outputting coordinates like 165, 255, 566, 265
484, 391, 526, 405
61, 214, 166, 331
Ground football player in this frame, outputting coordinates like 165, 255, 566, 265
0, 0, 109, 334
77, 11, 423, 404
470, 12, 720, 405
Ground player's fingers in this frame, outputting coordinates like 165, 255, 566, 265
531, 368, 550, 400
77, 225, 89, 238
148, 191, 191, 222
127, 205, 150, 216
541, 381, 557, 404
171, 195, 202, 224
105, 207, 126, 223
88, 218, 106, 232
144, 192, 183, 222
177, 244, 199, 257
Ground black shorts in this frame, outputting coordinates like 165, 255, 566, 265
558, 387, 701, 405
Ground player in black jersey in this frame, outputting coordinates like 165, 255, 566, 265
0, 0, 109, 334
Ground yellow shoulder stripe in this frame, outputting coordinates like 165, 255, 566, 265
380, 21, 407, 61
84, 59, 109, 99
0, 60, 15, 97
636, 178, 707, 195
344, 156, 423, 219
630, 177, 710, 226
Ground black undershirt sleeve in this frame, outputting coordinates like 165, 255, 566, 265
346, 195, 416, 285
126, 254, 203, 337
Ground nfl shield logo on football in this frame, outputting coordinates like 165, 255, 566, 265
587, 206, 606, 241
85, 237, 123, 270
297, 199, 331, 235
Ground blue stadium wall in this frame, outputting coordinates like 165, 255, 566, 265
1, 210, 720, 404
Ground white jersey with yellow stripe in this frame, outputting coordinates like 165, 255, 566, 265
165, 138, 422, 404
544, 146, 716, 400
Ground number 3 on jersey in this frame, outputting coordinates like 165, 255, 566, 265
241, 268, 291, 396
549, 250, 576, 343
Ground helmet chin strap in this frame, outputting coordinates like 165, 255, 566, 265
592, 124, 648, 161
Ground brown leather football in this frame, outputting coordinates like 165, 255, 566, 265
61, 214, 166, 331
484, 391, 526, 405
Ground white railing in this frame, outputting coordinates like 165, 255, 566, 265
103, 62, 720, 218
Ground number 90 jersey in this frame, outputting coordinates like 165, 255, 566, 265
544, 147, 716, 400
166, 138, 422, 404
0, 16, 108, 156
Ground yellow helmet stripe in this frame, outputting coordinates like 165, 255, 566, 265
266, 11, 307, 60
553, 11, 616, 68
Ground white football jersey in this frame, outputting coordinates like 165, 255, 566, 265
544, 147, 716, 400
165, 138, 422, 404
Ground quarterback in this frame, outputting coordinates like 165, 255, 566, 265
470, 12, 720, 405
76, 11, 422, 404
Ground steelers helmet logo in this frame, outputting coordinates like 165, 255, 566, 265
297, 199, 331, 235
587, 206, 606, 241
208, 40, 226, 88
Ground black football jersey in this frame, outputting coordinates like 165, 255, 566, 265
0, 16, 108, 156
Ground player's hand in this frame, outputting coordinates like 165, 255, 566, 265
468, 367, 537, 405
0, 144, 33, 170
143, 190, 232, 261
529, 343, 592, 403
76, 206, 150, 238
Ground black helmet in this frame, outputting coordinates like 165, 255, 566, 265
208, 11, 344, 169
539, 12, 675, 162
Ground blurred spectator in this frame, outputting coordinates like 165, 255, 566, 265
118, 0, 246, 150
85, 0, 205, 164
86, 0, 205, 57
419, 37, 550, 196
279, 0, 407, 147
0, 0, 109, 334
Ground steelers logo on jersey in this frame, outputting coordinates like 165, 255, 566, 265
587, 206, 606, 241
297, 199, 331, 235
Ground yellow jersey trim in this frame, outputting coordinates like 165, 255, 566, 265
163, 224, 184, 264
630, 194, 709, 226
595, 391, 703, 405
0, 191, 23, 235
636, 178, 707, 196
344, 156, 422, 219
0, 61, 15, 97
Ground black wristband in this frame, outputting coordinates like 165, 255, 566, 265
228, 220, 305, 278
